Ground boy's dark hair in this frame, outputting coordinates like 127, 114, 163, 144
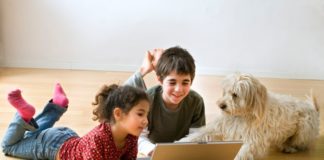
92, 84, 149, 123
156, 46, 196, 82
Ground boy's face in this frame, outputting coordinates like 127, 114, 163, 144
158, 71, 192, 108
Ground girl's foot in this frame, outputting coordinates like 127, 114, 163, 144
8, 89, 35, 122
53, 83, 69, 108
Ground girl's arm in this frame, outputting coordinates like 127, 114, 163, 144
138, 128, 155, 156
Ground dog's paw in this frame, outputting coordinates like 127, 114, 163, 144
234, 154, 254, 160
282, 146, 298, 153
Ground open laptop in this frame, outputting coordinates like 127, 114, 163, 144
137, 141, 243, 160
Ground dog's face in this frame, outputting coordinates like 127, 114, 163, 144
217, 73, 267, 120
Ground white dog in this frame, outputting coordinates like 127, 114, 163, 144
179, 73, 320, 160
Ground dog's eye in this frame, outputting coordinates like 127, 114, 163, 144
232, 93, 238, 98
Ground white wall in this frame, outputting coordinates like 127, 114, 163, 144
1, 0, 324, 80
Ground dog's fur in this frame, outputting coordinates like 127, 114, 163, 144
179, 73, 320, 160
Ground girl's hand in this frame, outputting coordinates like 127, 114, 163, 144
148, 149, 154, 157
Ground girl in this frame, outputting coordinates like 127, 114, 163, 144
1, 83, 150, 160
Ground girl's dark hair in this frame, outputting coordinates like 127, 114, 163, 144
92, 84, 149, 123
156, 46, 196, 82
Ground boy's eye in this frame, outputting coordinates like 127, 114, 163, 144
168, 82, 176, 85
137, 113, 144, 117
182, 82, 190, 85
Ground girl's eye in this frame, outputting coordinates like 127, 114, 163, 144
137, 113, 144, 117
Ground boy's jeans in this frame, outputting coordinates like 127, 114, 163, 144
1, 101, 78, 160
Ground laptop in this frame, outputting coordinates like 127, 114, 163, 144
137, 141, 243, 160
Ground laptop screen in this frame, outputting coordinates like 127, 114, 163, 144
149, 141, 243, 160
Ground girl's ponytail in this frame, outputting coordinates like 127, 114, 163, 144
92, 84, 118, 122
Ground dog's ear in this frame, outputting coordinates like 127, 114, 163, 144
238, 74, 267, 121
249, 76, 267, 121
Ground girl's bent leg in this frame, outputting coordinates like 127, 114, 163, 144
2, 109, 76, 160
41, 127, 79, 159
1, 113, 38, 159
25, 101, 67, 137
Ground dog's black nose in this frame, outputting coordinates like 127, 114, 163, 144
219, 103, 227, 110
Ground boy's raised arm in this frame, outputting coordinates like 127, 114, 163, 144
139, 49, 164, 76
124, 71, 147, 90
124, 48, 164, 89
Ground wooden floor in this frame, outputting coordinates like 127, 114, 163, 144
0, 68, 323, 160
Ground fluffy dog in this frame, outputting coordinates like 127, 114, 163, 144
179, 73, 320, 160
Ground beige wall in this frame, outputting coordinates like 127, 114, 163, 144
1, 0, 324, 79
0, 1, 3, 66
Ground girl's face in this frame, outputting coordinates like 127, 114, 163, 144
119, 100, 150, 136
159, 71, 192, 109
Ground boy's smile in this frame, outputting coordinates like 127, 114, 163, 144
159, 71, 192, 110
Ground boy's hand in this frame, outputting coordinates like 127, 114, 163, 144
150, 48, 164, 71
139, 48, 164, 76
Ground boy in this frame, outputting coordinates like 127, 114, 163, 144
124, 46, 206, 156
